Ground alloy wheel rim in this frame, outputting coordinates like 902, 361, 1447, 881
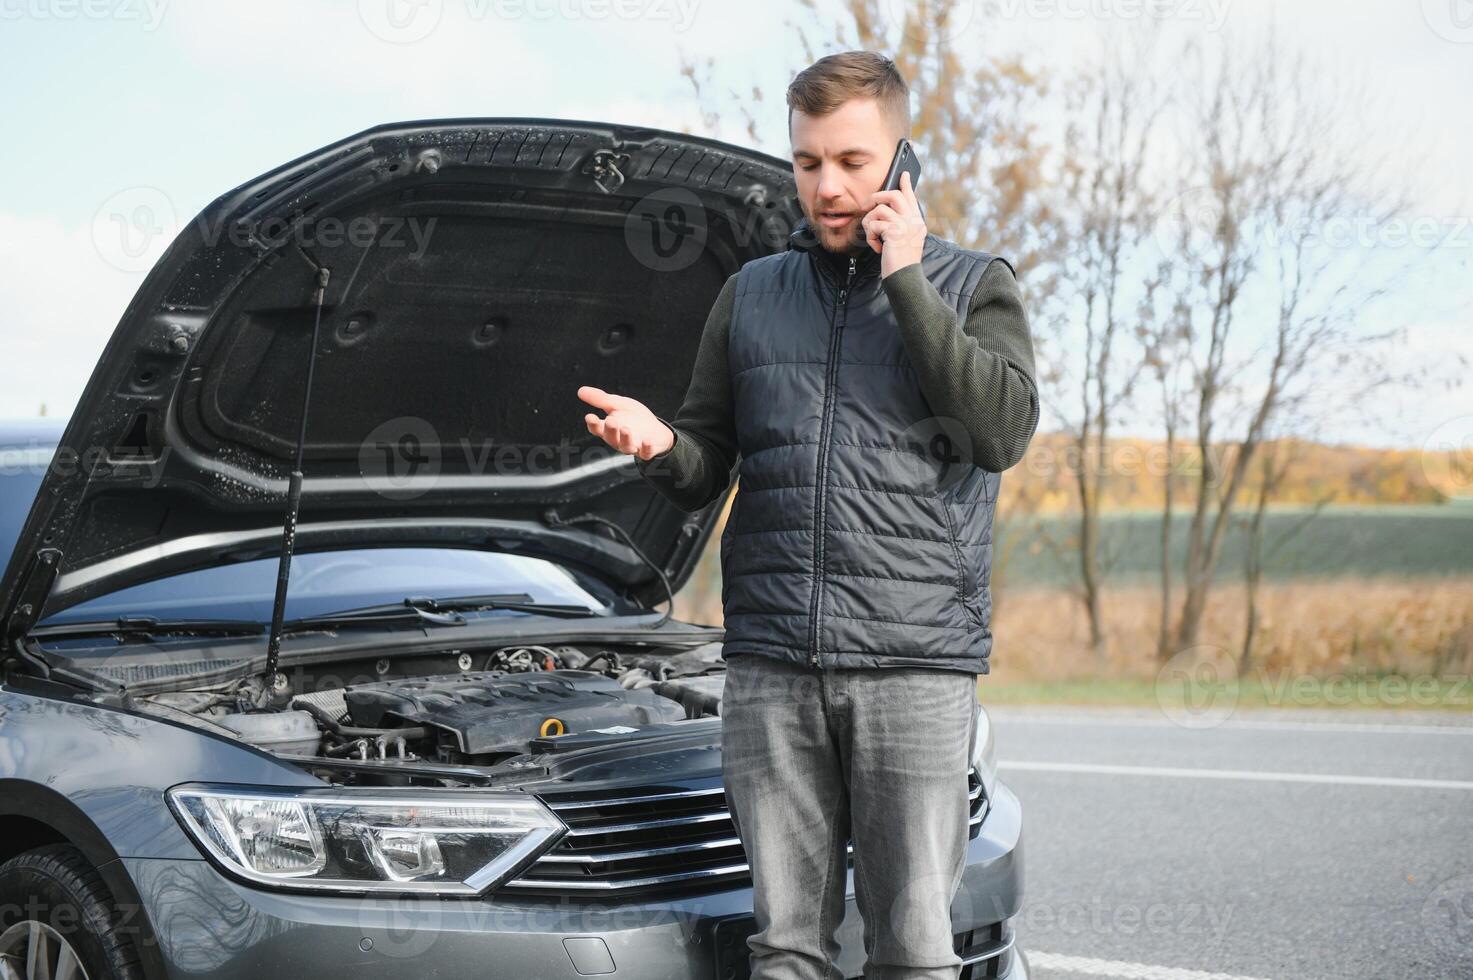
0, 920, 90, 980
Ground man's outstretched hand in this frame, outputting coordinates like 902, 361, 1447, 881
578, 385, 674, 461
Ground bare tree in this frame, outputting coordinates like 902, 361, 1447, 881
678, 0, 1056, 271
1237, 433, 1335, 673
1163, 29, 1412, 655
1039, 31, 1168, 659
1138, 267, 1193, 660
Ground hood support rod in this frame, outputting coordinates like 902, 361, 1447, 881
262, 265, 331, 696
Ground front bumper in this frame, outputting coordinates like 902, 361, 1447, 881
121, 781, 1024, 980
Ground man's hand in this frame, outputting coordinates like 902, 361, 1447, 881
578, 385, 674, 461
863, 169, 926, 280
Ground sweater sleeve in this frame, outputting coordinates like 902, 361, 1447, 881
880, 258, 1040, 472
632, 273, 740, 512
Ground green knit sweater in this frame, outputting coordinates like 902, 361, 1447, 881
634, 254, 1040, 513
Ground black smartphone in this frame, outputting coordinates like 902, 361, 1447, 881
880, 138, 922, 193
852, 139, 923, 247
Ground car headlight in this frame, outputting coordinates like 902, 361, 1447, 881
167, 784, 566, 895
969, 702, 998, 803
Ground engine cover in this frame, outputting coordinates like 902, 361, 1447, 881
343, 669, 688, 758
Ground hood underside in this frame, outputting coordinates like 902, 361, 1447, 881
2, 118, 802, 630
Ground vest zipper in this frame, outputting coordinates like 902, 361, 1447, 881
807, 254, 858, 669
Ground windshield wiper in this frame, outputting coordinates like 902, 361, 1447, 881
280, 594, 598, 634
404, 593, 599, 619
279, 601, 468, 635
29, 615, 266, 641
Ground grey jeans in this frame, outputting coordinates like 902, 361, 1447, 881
720, 652, 980, 980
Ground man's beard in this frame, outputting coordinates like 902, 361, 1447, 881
808, 209, 867, 256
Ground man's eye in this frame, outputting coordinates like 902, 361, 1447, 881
799, 164, 818, 172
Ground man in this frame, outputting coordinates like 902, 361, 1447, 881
577, 50, 1038, 980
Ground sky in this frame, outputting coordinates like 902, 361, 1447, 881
0, 0, 1468, 451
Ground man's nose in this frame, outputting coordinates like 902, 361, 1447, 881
816, 163, 845, 202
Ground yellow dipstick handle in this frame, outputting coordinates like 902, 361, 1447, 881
540, 717, 565, 737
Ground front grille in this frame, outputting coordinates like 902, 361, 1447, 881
499, 767, 987, 899
499, 781, 748, 897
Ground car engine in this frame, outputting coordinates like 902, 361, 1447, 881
137, 640, 731, 777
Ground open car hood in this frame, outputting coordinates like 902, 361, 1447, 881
1, 118, 802, 631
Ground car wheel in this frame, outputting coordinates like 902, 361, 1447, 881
0, 845, 145, 980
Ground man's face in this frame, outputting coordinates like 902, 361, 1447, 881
790, 96, 899, 255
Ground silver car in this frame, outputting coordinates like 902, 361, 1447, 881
0, 118, 1026, 980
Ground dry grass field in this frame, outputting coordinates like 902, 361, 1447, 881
979, 576, 1473, 711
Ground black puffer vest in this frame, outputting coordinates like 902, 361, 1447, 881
719, 216, 1004, 676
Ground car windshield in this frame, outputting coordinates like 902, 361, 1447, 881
36, 546, 627, 627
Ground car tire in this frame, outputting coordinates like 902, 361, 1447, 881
0, 844, 145, 980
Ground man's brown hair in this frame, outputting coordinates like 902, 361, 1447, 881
786, 50, 911, 140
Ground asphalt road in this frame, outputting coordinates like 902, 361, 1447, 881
985, 705, 1473, 980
